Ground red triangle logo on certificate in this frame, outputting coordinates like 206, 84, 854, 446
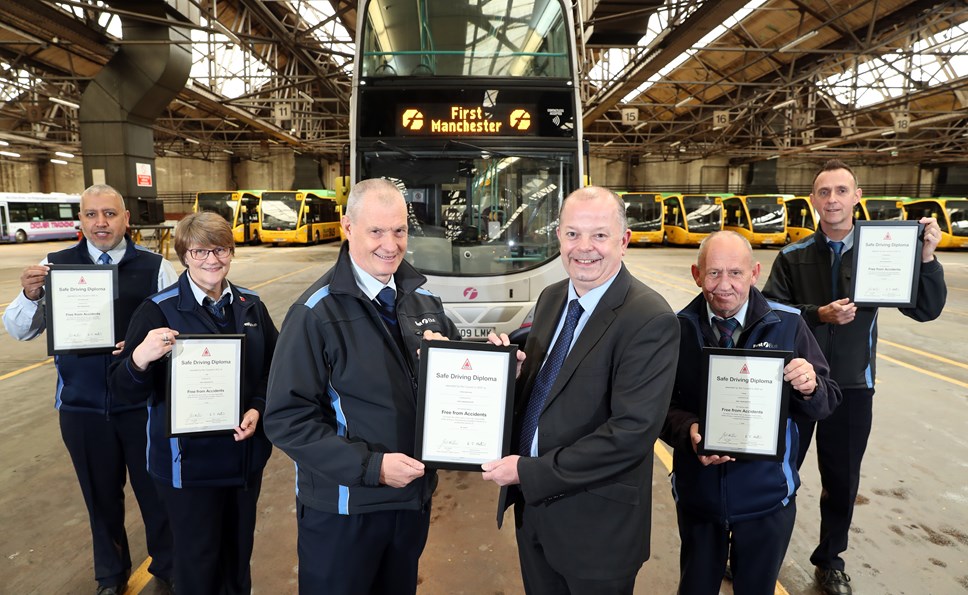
78, 276, 87, 285
202, 347, 211, 356
884, 231, 892, 241
462, 358, 473, 370
739, 363, 750, 374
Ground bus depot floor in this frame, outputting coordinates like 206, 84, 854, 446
1, 240, 966, 595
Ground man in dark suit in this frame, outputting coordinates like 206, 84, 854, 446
482, 186, 680, 594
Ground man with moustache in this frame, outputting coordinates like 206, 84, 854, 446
3, 184, 176, 594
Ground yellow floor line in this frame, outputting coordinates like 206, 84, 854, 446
880, 338, 968, 370
653, 442, 790, 595
126, 557, 153, 593
880, 353, 968, 389
0, 357, 53, 381
250, 263, 318, 290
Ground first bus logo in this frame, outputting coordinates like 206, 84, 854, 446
402, 109, 424, 131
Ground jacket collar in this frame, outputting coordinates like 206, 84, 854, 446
680, 287, 778, 344
329, 241, 428, 301
74, 234, 139, 264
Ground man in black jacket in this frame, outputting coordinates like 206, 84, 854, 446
763, 160, 946, 595
264, 178, 460, 595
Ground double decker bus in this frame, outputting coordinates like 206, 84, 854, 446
194, 190, 263, 244
259, 190, 342, 245
853, 197, 906, 221
0, 192, 80, 243
722, 194, 788, 246
622, 192, 664, 245
903, 198, 968, 249
351, 0, 582, 338
784, 196, 816, 243
661, 193, 726, 246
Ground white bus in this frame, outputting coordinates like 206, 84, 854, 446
0, 192, 81, 243
351, 0, 582, 337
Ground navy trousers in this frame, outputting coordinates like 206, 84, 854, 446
676, 500, 796, 595
154, 477, 263, 595
296, 500, 431, 595
796, 387, 874, 571
59, 408, 173, 588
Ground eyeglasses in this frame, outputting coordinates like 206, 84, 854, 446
187, 247, 232, 260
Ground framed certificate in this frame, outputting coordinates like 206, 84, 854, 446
44, 264, 119, 355
167, 334, 245, 437
850, 220, 923, 308
415, 340, 518, 471
699, 348, 792, 462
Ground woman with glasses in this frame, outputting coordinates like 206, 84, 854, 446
109, 212, 278, 595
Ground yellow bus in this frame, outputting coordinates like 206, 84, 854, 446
722, 194, 789, 246
662, 193, 726, 246
853, 197, 906, 221
622, 192, 664, 245
260, 190, 342, 245
902, 197, 968, 249
193, 190, 263, 244
784, 196, 816, 243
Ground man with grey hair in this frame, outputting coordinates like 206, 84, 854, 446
483, 186, 679, 594
662, 231, 840, 594
3, 184, 176, 594
265, 178, 460, 594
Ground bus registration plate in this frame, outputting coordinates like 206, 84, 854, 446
459, 327, 494, 339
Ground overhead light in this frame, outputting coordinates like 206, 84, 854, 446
810, 144, 828, 151
185, 137, 200, 144
675, 97, 695, 108
603, 140, 614, 147
50, 97, 80, 109
55, 151, 74, 158
773, 98, 798, 110
778, 30, 819, 53
670, 140, 681, 147
212, 20, 243, 45
876, 145, 897, 152
713, 125, 724, 130
0, 140, 8, 146
881, 129, 896, 136
222, 149, 234, 154
768, 154, 779, 160
50, 158, 68, 165
223, 119, 240, 129
643, 152, 652, 157
297, 90, 315, 102
634, 122, 647, 130
0, 150, 21, 157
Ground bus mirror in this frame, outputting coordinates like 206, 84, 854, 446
240, 205, 248, 214
335, 176, 350, 206
734, 210, 741, 218
672, 207, 679, 216
800, 209, 807, 217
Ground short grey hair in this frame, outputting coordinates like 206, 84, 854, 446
80, 184, 125, 210
345, 178, 405, 222
696, 230, 752, 267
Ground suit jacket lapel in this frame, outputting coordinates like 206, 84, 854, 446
539, 266, 632, 413
517, 281, 569, 413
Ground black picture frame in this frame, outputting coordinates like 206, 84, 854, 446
849, 220, 924, 308
166, 334, 245, 438
43, 264, 119, 355
699, 347, 792, 462
415, 339, 517, 471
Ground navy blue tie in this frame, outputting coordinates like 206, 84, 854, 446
713, 317, 739, 348
375, 287, 405, 353
830, 241, 845, 298
97, 252, 112, 265
519, 299, 584, 456
204, 294, 231, 324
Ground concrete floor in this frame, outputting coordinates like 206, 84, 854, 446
1, 240, 966, 594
